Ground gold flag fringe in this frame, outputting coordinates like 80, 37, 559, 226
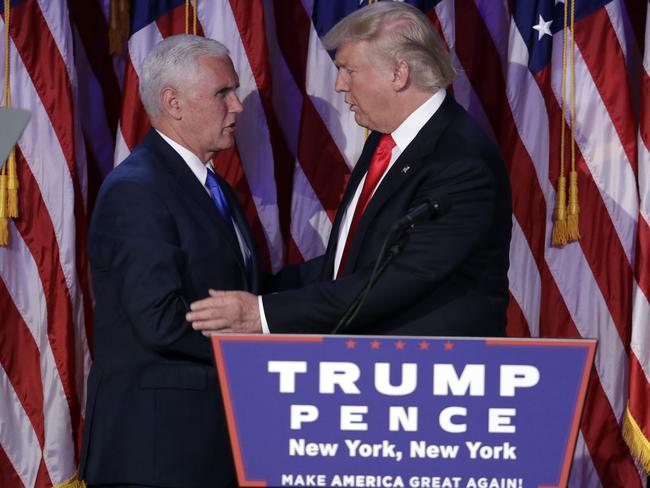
622, 406, 650, 473
53, 470, 86, 488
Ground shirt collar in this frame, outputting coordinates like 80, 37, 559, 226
391, 89, 446, 152
156, 129, 209, 185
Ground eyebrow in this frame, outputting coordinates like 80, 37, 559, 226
216, 82, 239, 94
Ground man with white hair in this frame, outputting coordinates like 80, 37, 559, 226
188, 2, 512, 338
80, 34, 257, 488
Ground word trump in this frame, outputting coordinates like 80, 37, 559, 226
267, 361, 540, 433
267, 361, 540, 397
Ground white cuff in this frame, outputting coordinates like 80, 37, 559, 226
259, 295, 270, 334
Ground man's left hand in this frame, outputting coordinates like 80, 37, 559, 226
187, 290, 262, 335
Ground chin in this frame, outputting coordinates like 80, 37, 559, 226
214, 137, 235, 151
354, 115, 371, 130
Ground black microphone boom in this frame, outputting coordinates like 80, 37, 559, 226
391, 193, 452, 232
332, 193, 452, 334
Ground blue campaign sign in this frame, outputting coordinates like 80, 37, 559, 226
211, 336, 595, 488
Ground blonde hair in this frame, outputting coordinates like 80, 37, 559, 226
323, 2, 455, 92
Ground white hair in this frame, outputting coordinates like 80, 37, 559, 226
139, 34, 230, 118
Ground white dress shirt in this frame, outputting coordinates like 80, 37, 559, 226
259, 89, 447, 333
156, 129, 250, 263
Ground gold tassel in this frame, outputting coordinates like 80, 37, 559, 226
552, 175, 568, 246
1, 0, 11, 246
0, 173, 9, 246
6, 148, 18, 217
552, 0, 569, 249
566, 0, 580, 244
109, 0, 130, 56
566, 169, 580, 241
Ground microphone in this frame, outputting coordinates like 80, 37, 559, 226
332, 193, 451, 334
390, 193, 452, 232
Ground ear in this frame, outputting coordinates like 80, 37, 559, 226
160, 86, 182, 120
392, 60, 410, 91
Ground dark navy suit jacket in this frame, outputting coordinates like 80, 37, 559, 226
80, 129, 259, 487
264, 95, 512, 337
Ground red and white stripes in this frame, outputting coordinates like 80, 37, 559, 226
0, 0, 94, 485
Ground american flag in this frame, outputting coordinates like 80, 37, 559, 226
0, 0, 648, 486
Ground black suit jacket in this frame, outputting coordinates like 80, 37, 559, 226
264, 94, 512, 337
80, 130, 259, 487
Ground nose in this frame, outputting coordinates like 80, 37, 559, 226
335, 70, 349, 93
229, 92, 244, 113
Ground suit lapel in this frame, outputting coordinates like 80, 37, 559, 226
322, 131, 383, 278
338, 95, 458, 274
142, 130, 249, 279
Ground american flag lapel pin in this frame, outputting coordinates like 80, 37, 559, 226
401, 165, 411, 174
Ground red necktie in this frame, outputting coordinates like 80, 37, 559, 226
337, 134, 396, 277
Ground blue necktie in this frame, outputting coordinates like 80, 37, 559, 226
206, 169, 238, 239
206, 169, 253, 283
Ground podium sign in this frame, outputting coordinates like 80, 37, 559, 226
211, 336, 595, 488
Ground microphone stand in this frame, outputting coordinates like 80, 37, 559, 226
331, 223, 411, 334
331, 195, 450, 334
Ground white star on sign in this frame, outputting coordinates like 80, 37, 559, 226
532, 14, 553, 40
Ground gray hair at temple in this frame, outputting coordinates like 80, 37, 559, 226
323, 2, 455, 93
139, 34, 230, 118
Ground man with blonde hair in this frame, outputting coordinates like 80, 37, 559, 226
189, 2, 512, 338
